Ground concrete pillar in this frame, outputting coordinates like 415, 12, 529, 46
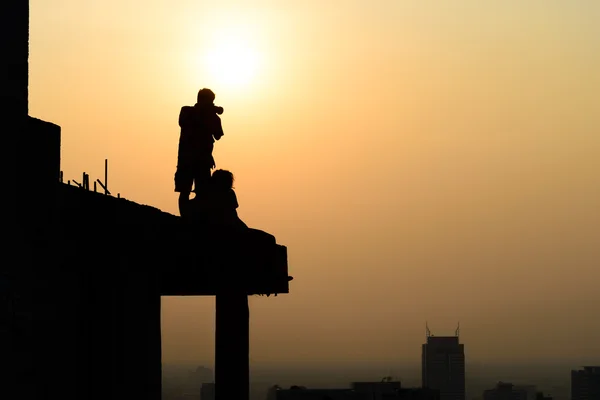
74, 265, 162, 400
215, 294, 250, 400
111, 267, 163, 400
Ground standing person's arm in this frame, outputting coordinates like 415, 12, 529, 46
177, 107, 194, 158
213, 115, 224, 141
178, 106, 191, 127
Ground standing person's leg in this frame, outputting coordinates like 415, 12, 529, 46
192, 160, 213, 195
175, 168, 194, 216
178, 192, 191, 217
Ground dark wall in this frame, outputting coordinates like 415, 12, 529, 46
3, 136, 287, 400
2, 116, 61, 400
5, 216, 164, 400
22, 117, 61, 185
3, 0, 29, 116
75, 262, 162, 400
51, 186, 171, 400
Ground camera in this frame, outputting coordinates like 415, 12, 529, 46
214, 105, 224, 115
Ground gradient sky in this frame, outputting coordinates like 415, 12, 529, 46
30, 0, 600, 367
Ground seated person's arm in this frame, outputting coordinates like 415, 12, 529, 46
229, 189, 239, 209
230, 190, 247, 228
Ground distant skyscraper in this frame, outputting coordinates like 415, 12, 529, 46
571, 366, 600, 400
421, 323, 466, 400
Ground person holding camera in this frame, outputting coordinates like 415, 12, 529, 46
174, 88, 225, 215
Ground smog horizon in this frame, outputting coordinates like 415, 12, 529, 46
29, 0, 600, 366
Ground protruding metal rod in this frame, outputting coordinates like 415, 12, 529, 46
104, 159, 108, 195
83, 172, 89, 190
96, 179, 111, 196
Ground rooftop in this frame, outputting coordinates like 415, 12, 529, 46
56, 182, 291, 296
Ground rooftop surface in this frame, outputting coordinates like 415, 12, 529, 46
56, 182, 291, 296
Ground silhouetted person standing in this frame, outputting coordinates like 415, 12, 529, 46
175, 88, 224, 214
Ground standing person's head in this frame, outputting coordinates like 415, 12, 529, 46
211, 169, 234, 191
197, 88, 216, 106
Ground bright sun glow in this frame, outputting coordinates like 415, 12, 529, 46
204, 39, 261, 87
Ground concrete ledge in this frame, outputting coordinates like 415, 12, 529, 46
56, 183, 291, 295
19, 116, 61, 188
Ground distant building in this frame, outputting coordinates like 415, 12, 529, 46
194, 366, 213, 384
422, 324, 466, 400
352, 381, 402, 400
179, 367, 214, 400
395, 387, 440, 400
201, 382, 215, 400
571, 366, 600, 400
483, 382, 530, 400
483, 384, 551, 400
267, 382, 438, 400
267, 385, 362, 400
535, 392, 552, 400
512, 385, 538, 400
351, 381, 438, 400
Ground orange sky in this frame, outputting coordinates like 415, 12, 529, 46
30, 0, 600, 367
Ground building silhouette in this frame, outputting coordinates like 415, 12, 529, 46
571, 367, 600, 400
267, 386, 361, 400
3, 1, 291, 400
267, 382, 439, 400
352, 381, 402, 400
395, 388, 440, 400
511, 386, 538, 400
193, 366, 213, 384
482, 383, 552, 400
421, 324, 466, 400
535, 393, 552, 400
201, 382, 215, 400
351, 382, 438, 400
483, 382, 531, 400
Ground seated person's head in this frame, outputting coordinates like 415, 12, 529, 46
211, 169, 234, 191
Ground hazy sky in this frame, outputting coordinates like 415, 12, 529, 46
30, 0, 599, 367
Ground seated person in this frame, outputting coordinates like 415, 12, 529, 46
182, 169, 276, 245
205, 169, 248, 232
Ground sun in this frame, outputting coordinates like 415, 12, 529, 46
204, 39, 261, 87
